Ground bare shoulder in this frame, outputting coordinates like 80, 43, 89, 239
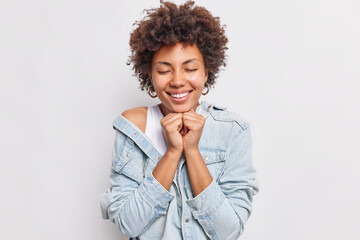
121, 106, 147, 133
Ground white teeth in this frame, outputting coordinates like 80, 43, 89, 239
170, 92, 190, 98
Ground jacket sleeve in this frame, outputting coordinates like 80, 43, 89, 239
186, 124, 259, 240
100, 129, 174, 238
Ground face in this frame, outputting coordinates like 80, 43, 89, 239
151, 42, 208, 115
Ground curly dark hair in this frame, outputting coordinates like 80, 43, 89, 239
128, 0, 228, 94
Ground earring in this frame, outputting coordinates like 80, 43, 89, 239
148, 84, 157, 98
202, 81, 209, 95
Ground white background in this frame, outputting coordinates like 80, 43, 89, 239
1, 0, 359, 239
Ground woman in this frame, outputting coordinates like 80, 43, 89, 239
100, 1, 259, 239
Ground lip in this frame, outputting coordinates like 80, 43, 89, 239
166, 90, 192, 95
166, 90, 192, 103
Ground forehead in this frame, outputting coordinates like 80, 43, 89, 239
152, 42, 204, 63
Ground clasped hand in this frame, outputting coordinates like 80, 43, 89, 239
160, 109, 205, 154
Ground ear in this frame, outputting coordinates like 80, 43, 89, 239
204, 70, 209, 82
149, 75, 153, 84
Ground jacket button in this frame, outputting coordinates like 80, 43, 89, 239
126, 152, 131, 157
204, 156, 209, 161
185, 218, 189, 223
134, 132, 137, 136
192, 207, 197, 211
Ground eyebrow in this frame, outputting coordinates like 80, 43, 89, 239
155, 61, 171, 66
183, 58, 200, 64
155, 58, 200, 66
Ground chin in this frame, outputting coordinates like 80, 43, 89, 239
169, 103, 196, 113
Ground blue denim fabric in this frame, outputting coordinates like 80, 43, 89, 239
100, 101, 259, 240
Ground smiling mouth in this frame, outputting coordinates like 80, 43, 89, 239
167, 91, 192, 99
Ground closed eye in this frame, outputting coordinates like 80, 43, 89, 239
158, 70, 170, 74
185, 69, 198, 72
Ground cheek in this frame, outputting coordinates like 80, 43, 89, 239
187, 70, 206, 84
188, 77, 206, 89
152, 75, 167, 87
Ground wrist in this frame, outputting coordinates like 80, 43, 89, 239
183, 146, 200, 156
166, 147, 183, 159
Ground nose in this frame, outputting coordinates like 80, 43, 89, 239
169, 71, 185, 88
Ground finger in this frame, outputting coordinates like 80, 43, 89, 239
184, 125, 188, 134
183, 112, 204, 122
183, 114, 205, 130
180, 126, 185, 136
161, 114, 183, 132
183, 111, 200, 117
180, 124, 188, 136
161, 112, 182, 122
161, 113, 182, 126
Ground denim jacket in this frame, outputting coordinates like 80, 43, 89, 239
100, 101, 259, 240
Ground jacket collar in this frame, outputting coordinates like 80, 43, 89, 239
112, 115, 162, 163
197, 100, 211, 118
